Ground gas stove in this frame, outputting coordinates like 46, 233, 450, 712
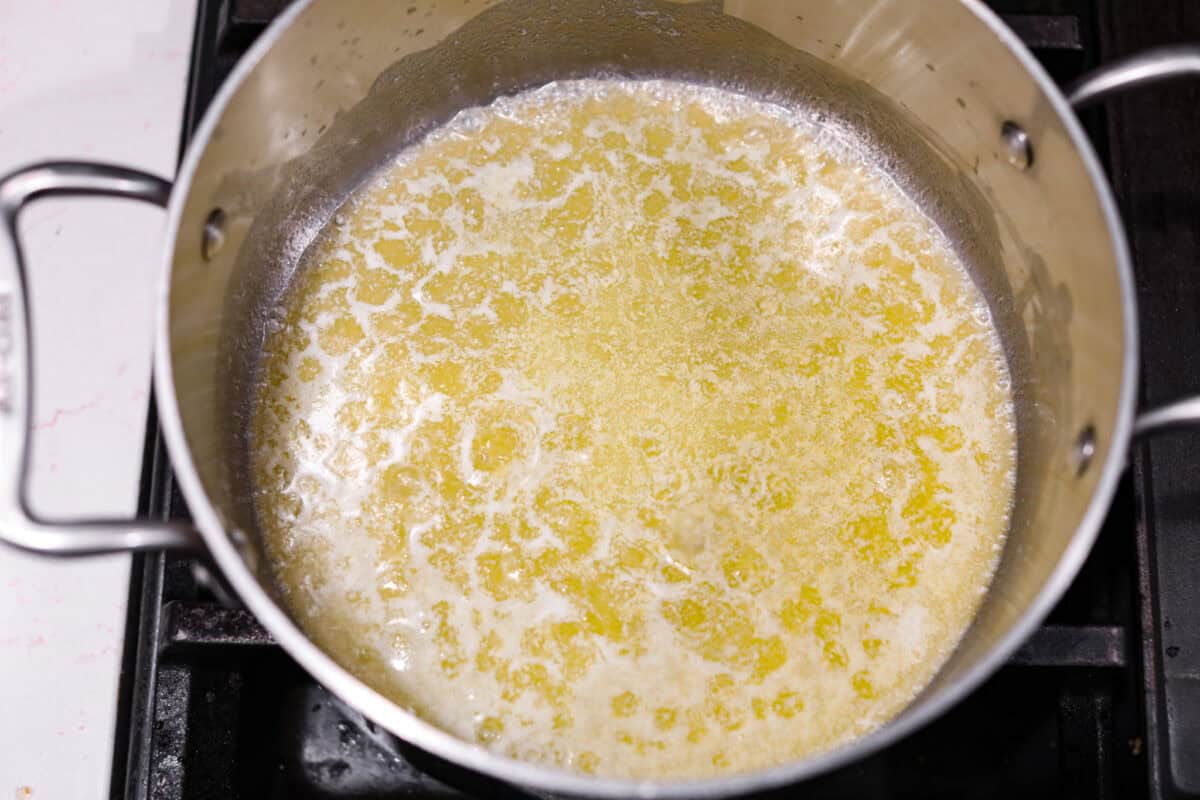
111, 2, 1200, 798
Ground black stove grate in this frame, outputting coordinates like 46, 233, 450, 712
111, 2, 1200, 798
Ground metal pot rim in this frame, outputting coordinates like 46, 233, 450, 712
151, 1, 1138, 796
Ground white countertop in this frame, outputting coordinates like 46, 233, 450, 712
0, 2, 197, 797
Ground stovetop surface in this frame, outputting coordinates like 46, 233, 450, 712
113, 2, 1200, 798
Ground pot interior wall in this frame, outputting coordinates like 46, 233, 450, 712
166, 0, 1127, 769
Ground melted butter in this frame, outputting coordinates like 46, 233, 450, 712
252, 79, 1016, 779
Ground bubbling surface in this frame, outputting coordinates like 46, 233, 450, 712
252, 79, 1016, 779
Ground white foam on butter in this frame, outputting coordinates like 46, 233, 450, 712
252, 78, 1017, 780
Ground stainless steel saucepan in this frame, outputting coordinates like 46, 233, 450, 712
3, 2, 1199, 796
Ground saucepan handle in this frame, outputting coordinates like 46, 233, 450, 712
1066, 46, 1200, 439
1067, 45, 1200, 108
0, 161, 203, 555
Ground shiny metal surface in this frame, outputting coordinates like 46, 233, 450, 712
0, 0, 1143, 793
1001, 120, 1034, 169
201, 207, 227, 261
0, 162, 203, 556
1072, 424, 1097, 475
141, 0, 1142, 795
28, 0, 1200, 789
1133, 398, 1200, 440
145, 1, 1137, 795
1068, 44, 1200, 108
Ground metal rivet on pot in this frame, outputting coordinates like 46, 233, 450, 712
1073, 424, 1096, 476
1001, 121, 1033, 170
201, 208, 226, 261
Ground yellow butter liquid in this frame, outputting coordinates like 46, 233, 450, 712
252, 80, 1015, 779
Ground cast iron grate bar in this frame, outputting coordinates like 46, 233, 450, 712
226, 1, 1085, 52
1001, 14, 1084, 51
1008, 624, 1127, 668
230, 0, 294, 28
161, 602, 276, 651
160, 602, 1129, 668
